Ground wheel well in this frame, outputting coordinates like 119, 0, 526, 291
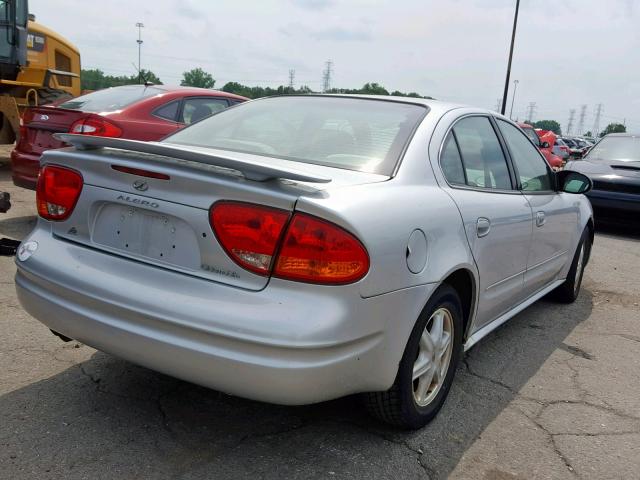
442, 269, 475, 340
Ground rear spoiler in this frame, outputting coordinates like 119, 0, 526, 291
53, 134, 331, 183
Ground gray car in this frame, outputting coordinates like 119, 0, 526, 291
15, 95, 594, 429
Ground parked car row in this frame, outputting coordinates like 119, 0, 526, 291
14, 93, 597, 429
560, 136, 595, 158
517, 123, 564, 169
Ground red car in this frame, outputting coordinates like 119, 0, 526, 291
517, 123, 563, 169
11, 85, 247, 189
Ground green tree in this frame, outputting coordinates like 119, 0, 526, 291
532, 120, 562, 135
81, 68, 162, 90
221, 82, 312, 99
584, 131, 593, 138
181, 68, 215, 89
600, 123, 626, 137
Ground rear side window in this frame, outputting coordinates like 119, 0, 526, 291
497, 120, 552, 191
522, 127, 540, 146
180, 98, 229, 125
440, 132, 465, 185
154, 100, 180, 121
452, 117, 512, 190
58, 85, 164, 112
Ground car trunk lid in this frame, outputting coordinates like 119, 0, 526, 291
18, 107, 87, 156
41, 139, 387, 291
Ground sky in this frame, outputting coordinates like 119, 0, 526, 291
30, 0, 640, 134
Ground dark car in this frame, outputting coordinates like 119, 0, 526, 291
566, 133, 640, 222
11, 85, 247, 189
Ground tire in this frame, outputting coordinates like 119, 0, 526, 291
550, 228, 590, 303
364, 284, 463, 429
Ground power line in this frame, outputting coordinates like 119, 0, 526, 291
566, 109, 576, 135
322, 60, 333, 93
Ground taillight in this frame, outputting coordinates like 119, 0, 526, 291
210, 202, 290, 275
209, 201, 369, 284
36, 165, 83, 221
274, 213, 369, 284
69, 116, 122, 137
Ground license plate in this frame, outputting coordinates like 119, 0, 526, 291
92, 204, 201, 270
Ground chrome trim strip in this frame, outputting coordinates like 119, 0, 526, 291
527, 249, 568, 271
485, 269, 526, 291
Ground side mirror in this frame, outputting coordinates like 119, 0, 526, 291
557, 170, 592, 194
541, 141, 550, 149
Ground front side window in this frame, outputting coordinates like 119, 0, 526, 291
497, 120, 553, 192
452, 116, 512, 190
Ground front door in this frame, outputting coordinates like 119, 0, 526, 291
439, 116, 532, 328
495, 119, 578, 294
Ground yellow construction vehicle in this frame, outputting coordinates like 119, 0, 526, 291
1, 0, 81, 144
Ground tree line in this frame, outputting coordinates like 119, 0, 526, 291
80, 68, 433, 100
80, 68, 625, 137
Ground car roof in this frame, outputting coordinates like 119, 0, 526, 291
103, 84, 248, 101
604, 133, 639, 138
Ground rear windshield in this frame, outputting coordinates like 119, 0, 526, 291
586, 136, 640, 162
58, 85, 164, 112
163, 96, 428, 175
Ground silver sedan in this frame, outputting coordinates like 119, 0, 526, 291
15, 95, 594, 429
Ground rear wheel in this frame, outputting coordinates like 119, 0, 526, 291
364, 285, 463, 429
550, 228, 590, 303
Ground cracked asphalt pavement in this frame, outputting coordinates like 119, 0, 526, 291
1, 150, 639, 479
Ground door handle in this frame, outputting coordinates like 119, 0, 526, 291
536, 211, 546, 227
476, 217, 491, 238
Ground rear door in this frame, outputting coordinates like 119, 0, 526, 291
495, 119, 577, 294
439, 115, 532, 328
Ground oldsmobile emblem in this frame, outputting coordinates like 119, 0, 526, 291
132, 180, 148, 191
39, 114, 49, 121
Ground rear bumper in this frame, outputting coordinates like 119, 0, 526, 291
10, 149, 39, 190
15, 225, 433, 405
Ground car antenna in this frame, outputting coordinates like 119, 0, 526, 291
131, 62, 154, 87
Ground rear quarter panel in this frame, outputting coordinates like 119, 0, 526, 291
295, 107, 478, 299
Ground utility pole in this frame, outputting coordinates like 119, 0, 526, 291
288, 69, 295, 92
500, 0, 521, 115
526, 102, 536, 123
577, 104, 587, 136
322, 60, 333, 93
592, 103, 603, 138
509, 79, 519, 119
567, 109, 576, 135
136, 22, 144, 84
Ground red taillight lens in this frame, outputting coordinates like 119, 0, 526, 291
210, 202, 290, 275
274, 213, 369, 284
209, 202, 370, 284
69, 116, 122, 137
36, 165, 83, 221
